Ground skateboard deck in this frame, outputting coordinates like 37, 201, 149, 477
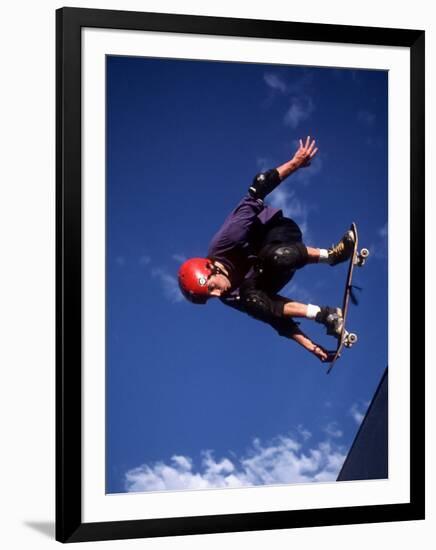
326, 223, 369, 374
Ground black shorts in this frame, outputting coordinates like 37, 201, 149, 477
255, 216, 306, 294
259, 215, 303, 248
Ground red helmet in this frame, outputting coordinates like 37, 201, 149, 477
178, 258, 214, 304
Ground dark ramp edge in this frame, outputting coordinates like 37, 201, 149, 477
337, 368, 388, 481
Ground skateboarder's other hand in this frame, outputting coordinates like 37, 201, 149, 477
312, 344, 335, 363
292, 136, 318, 168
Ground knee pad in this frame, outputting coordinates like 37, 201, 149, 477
262, 242, 308, 271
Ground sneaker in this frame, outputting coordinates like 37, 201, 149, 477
328, 230, 355, 266
315, 306, 343, 337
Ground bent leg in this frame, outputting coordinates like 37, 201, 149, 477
282, 301, 344, 336
306, 229, 356, 266
259, 241, 309, 269
257, 241, 309, 294
306, 246, 321, 264
282, 301, 311, 317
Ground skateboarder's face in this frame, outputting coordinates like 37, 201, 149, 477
207, 272, 231, 297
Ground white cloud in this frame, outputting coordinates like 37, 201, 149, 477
324, 422, 343, 439
262, 71, 314, 129
350, 402, 368, 425
136, 253, 185, 303
113, 252, 187, 303
151, 267, 184, 303
297, 425, 312, 441
171, 455, 193, 471
270, 188, 307, 222
269, 188, 311, 239
264, 72, 288, 93
284, 97, 314, 129
124, 431, 346, 493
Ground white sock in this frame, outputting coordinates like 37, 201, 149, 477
318, 249, 330, 264
306, 304, 321, 320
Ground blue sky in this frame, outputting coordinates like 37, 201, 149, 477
106, 56, 388, 493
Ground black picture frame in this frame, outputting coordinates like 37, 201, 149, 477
56, 7, 425, 543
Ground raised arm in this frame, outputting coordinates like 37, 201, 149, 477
276, 136, 318, 181
248, 136, 318, 200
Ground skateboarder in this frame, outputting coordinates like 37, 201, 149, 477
178, 137, 355, 363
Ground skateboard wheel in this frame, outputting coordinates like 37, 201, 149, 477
348, 333, 358, 345
360, 248, 369, 258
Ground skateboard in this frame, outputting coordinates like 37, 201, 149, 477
326, 222, 369, 374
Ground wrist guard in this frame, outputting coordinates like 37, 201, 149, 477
248, 169, 281, 200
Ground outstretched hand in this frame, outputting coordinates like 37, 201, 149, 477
291, 136, 318, 168
312, 344, 336, 363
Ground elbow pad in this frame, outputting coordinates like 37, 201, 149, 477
248, 169, 281, 200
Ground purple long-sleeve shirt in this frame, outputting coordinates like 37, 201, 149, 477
207, 194, 282, 291
206, 192, 300, 339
